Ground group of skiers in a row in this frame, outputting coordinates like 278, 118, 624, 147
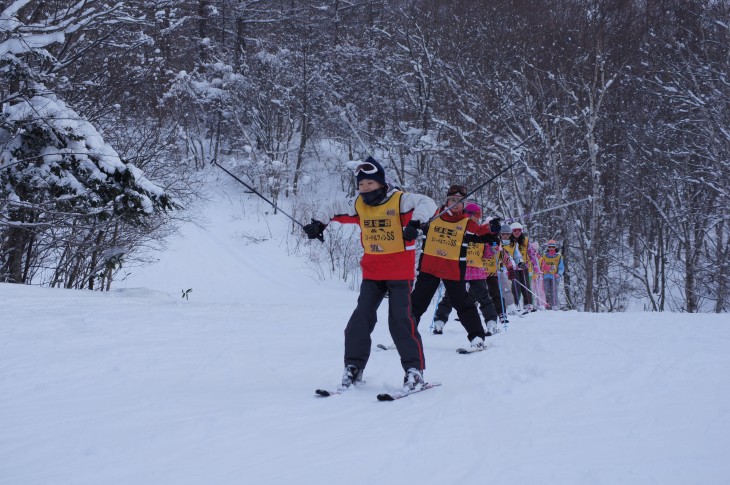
303, 157, 564, 394
430, 210, 565, 333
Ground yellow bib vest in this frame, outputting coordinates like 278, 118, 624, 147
517, 236, 529, 262
503, 242, 516, 259
423, 217, 466, 261
466, 242, 488, 270
542, 253, 562, 275
483, 246, 498, 273
355, 191, 405, 255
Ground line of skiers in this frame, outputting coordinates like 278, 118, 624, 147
431, 210, 564, 333
303, 157, 565, 394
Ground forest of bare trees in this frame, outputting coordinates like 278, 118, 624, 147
2, 0, 728, 312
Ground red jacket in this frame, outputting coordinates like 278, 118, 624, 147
316, 189, 437, 280
419, 208, 492, 281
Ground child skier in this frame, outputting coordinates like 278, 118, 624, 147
430, 203, 500, 336
542, 240, 565, 310
497, 224, 518, 319
508, 222, 534, 313
483, 222, 517, 329
409, 186, 499, 350
303, 157, 437, 393
528, 241, 547, 310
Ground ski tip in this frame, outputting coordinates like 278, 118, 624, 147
315, 389, 332, 397
377, 382, 441, 401
456, 347, 485, 354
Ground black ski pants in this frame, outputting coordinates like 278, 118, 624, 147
511, 268, 533, 306
486, 275, 504, 314
410, 272, 486, 342
344, 279, 424, 372
434, 279, 498, 324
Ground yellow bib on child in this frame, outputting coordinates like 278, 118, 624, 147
423, 217, 466, 261
355, 192, 405, 255
466, 242, 487, 270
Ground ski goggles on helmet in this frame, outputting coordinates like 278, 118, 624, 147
447, 184, 467, 197
354, 162, 379, 175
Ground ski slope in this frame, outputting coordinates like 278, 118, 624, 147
2, 177, 730, 485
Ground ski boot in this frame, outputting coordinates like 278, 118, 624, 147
403, 368, 425, 392
341, 365, 363, 389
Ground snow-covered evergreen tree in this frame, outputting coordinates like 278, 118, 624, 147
1, 1, 175, 286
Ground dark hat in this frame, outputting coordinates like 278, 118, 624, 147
447, 184, 467, 197
355, 156, 387, 186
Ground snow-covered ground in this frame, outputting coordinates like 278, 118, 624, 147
2, 177, 730, 485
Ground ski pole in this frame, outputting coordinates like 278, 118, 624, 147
424, 133, 539, 225
426, 159, 521, 224
513, 277, 549, 307
211, 160, 323, 241
506, 196, 592, 223
494, 244, 508, 332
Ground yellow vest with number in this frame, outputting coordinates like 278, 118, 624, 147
423, 217, 466, 261
483, 246, 499, 273
466, 242, 488, 270
542, 253, 562, 275
355, 191, 405, 255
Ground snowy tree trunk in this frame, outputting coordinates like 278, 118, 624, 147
584, 179, 599, 313
658, 224, 667, 311
583, 86, 602, 312
716, 220, 727, 313
2, 226, 27, 284
292, 48, 310, 195
685, 239, 697, 313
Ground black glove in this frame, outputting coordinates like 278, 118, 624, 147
403, 220, 421, 242
470, 232, 500, 244
489, 217, 502, 234
508, 269, 516, 280
303, 219, 326, 240
517, 261, 526, 270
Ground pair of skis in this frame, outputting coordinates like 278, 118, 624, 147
316, 339, 486, 400
315, 382, 442, 401
378, 343, 487, 354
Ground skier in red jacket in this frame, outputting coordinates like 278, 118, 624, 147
409, 185, 500, 350
303, 157, 437, 392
